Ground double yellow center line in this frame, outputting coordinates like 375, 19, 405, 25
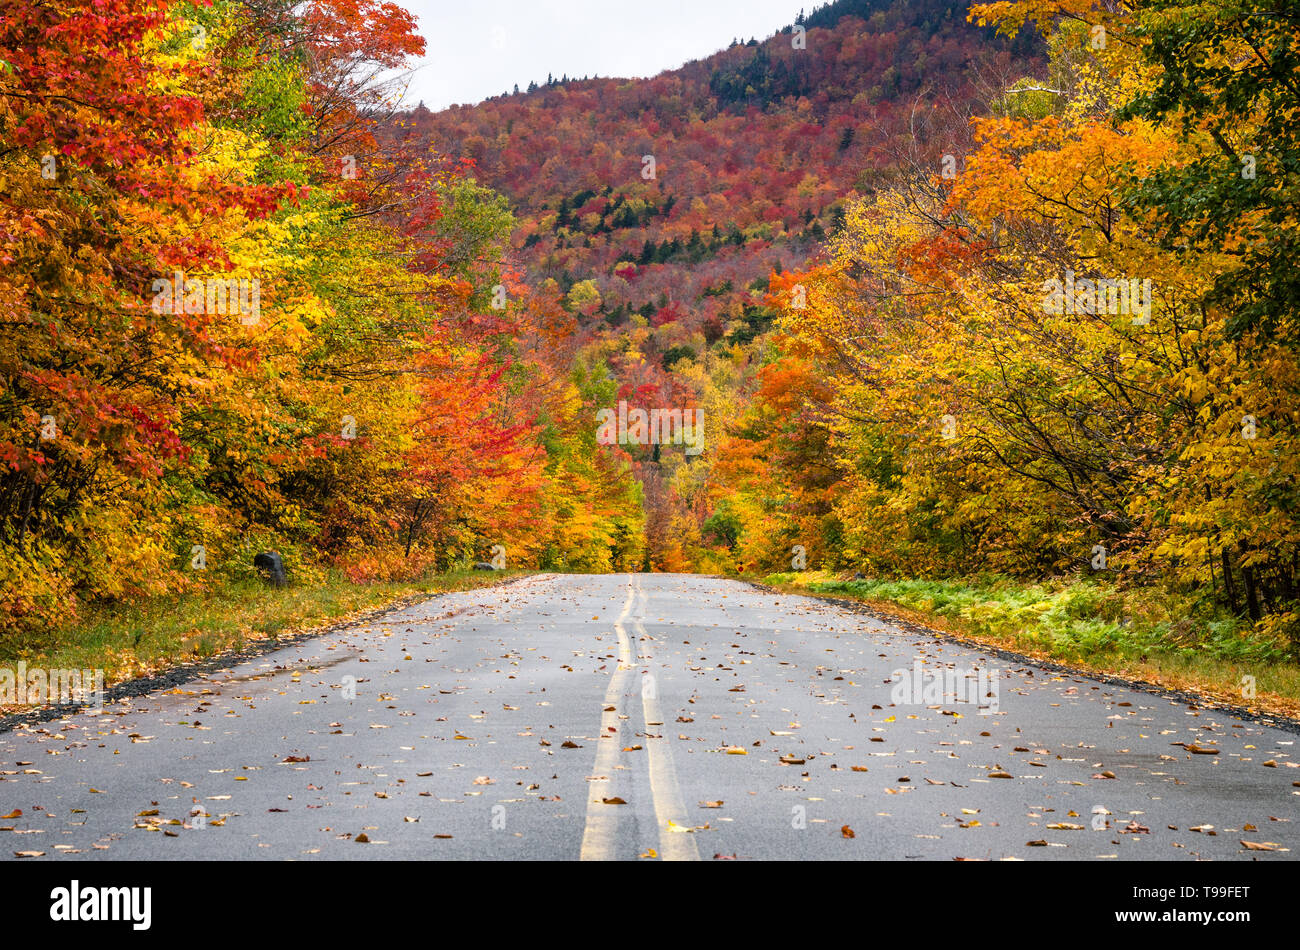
579, 576, 699, 861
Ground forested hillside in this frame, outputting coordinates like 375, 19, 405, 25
718, 0, 1300, 646
403, 0, 1300, 647
397, 0, 1041, 570
4, 0, 1297, 659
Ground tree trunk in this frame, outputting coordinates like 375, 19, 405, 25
1241, 562, 1261, 622
1220, 548, 1239, 613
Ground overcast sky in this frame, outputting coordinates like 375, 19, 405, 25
396, 0, 807, 111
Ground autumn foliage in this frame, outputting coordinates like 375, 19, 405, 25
704, 1, 1300, 645
0, 0, 643, 631
4, 0, 1296, 655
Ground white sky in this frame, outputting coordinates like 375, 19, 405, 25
396, 0, 808, 110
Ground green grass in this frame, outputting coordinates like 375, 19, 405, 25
0, 569, 523, 704
763, 572, 1300, 716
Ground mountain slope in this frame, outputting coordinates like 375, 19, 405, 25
394, 0, 1042, 568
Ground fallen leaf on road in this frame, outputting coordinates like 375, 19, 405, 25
667, 820, 707, 833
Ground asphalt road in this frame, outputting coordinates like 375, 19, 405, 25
2, 573, 1297, 861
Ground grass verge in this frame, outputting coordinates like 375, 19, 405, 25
761, 572, 1300, 721
0, 569, 524, 714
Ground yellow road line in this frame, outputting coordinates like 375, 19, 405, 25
633, 578, 700, 861
578, 578, 635, 861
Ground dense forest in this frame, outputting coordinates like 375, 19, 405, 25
0, 0, 645, 634
399, 0, 1042, 571
3, 0, 1298, 652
